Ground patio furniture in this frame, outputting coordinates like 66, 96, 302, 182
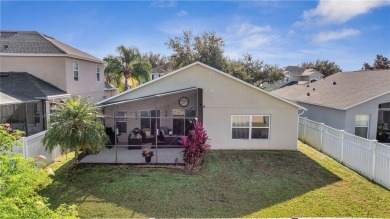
128, 128, 143, 149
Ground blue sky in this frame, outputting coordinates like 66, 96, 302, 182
1, 0, 389, 71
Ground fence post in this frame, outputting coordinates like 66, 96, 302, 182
319, 123, 324, 151
340, 130, 345, 163
303, 117, 307, 143
22, 137, 28, 158
371, 140, 378, 180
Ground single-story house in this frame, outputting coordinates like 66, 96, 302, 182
263, 66, 323, 90
98, 62, 305, 150
272, 69, 390, 143
0, 72, 70, 136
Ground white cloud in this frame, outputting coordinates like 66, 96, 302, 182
177, 10, 188, 17
287, 30, 295, 35
238, 23, 271, 35
302, 0, 390, 25
151, 0, 177, 8
313, 28, 361, 42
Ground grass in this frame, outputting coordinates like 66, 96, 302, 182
40, 142, 390, 218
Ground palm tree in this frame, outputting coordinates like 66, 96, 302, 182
116, 45, 152, 90
42, 97, 108, 163
103, 55, 123, 91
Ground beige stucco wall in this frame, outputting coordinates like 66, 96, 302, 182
0, 56, 106, 102
103, 64, 299, 150
65, 58, 105, 102
0, 56, 67, 91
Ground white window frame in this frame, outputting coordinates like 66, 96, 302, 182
355, 114, 370, 138
231, 115, 271, 140
73, 61, 79, 81
96, 64, 100, 81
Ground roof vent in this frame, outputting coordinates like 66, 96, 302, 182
0, 73, 9, 77
307, 92, 310, 96
306, 84, 310, 87
313, 88, 316, 91
332, 81, 336, 85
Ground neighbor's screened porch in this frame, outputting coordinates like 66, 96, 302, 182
80, 88, 203, 164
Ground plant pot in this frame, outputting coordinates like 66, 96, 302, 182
145, 156, 152, 163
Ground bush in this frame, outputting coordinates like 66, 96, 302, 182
180, 121, 210, 173
0, 125, 78, 218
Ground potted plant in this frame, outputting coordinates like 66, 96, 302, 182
141, 149, 154, 163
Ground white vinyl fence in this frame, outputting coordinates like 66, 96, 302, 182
299, 117, 390, 190
13, 131, 63, 165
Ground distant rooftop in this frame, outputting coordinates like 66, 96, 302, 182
272, 69, 390, 110
0, 30, 103, 63
284, 66, 305, 76
0, 72, 69, 105
151, 63, 170, 73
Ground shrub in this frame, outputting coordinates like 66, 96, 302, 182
180, 121, 210, 173
0, 125, 78, 218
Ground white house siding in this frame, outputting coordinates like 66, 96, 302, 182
103, 64, 300, 150
299, 102, 346, 130
346, 92, 390, 139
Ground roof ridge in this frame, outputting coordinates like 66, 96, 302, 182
36, 31, 67, 54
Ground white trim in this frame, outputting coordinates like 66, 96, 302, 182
231, 115, 270, 140
354, 114, 370, 138
346, 91, 390, 110
0, 53, 104, 64
98, 62, 306, 110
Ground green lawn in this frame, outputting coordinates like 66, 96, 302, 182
40, 142, 390, 218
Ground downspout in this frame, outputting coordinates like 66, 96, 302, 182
297, 108, 305, 151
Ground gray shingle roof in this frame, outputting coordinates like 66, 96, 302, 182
284, 66, 305, 75
104, 82, 117, 90
272, 69, 390, 110
0, 72, 69, 105
0, 30, 102, 63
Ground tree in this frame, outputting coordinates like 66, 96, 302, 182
103, 55, 123, 91
300, 59, 342, 77
42, 97, 108, 164
224, 54, 284, 87
362, 54, 390, 70
142, 52, 168, 68
166, 30, 226, 70
113, 45, 152, 91
0, 124, 77, 218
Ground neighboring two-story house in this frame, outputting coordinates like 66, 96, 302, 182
0, 30, 107, 102
263, 66, 323, 90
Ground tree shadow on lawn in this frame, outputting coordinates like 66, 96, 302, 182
40, 150, 341, 218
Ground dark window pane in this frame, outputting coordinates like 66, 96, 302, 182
232, 128, 249, 139
173, 118, 185, 135
252, 116, 269, 127
141, 118, 150, 130
252, 128, 269, 139
116, 122, 127, 134
355, 127, 368, 138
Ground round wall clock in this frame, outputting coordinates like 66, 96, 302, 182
179, 97, 189, 107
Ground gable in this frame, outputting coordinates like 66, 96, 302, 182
99, 62, 304, 110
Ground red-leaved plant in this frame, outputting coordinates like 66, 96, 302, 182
180, 121, 210, 173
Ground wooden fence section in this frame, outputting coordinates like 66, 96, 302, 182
299, 117, 390, 190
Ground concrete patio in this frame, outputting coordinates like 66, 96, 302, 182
80, 146, 184, 164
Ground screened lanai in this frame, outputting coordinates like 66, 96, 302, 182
80, 87, 203, 164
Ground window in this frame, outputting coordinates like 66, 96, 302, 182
115, 110, 127, 134
284, 75, 290, 82
231, 115, 270, 139
355, 114, 369, 138
96, 64, 100, 81
73, 61, 79, 81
